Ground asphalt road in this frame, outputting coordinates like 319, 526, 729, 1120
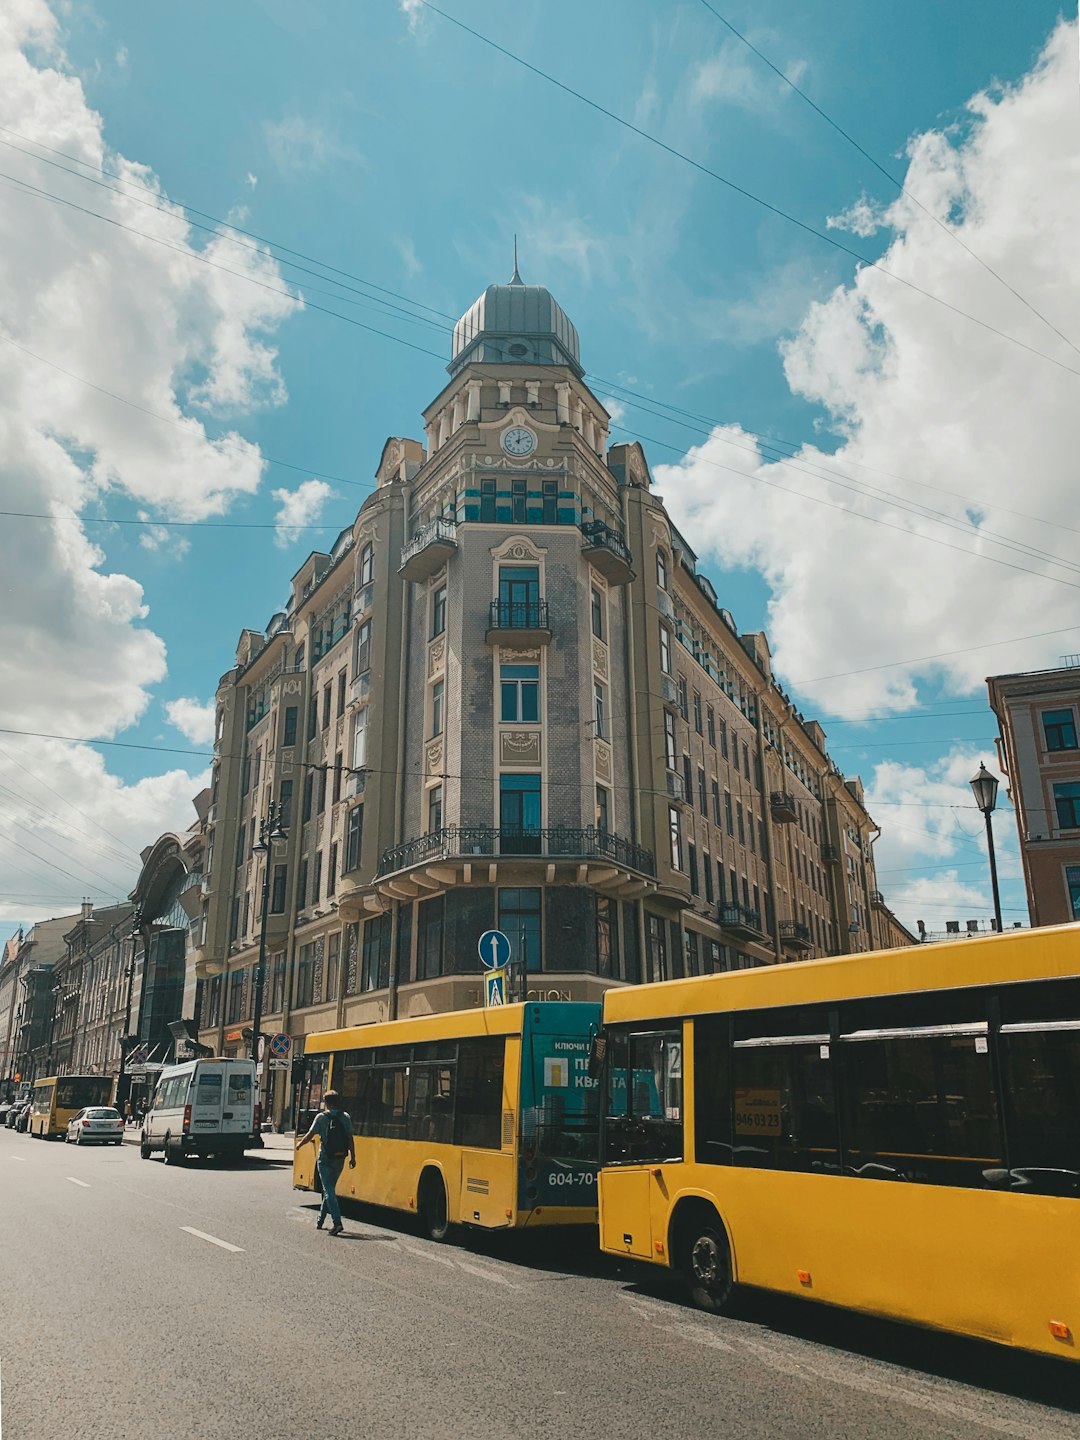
1, 1126, 1077, 1440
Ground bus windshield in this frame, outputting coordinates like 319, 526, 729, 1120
55, 1077, 112, 1111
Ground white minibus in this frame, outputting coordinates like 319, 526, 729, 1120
140, 1058, 262, 1163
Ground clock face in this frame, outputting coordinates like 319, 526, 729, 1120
501, 425, 536, 457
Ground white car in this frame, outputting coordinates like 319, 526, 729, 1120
66, 1106, 125, 1145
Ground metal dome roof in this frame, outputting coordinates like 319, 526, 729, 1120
449, 265, 583, 377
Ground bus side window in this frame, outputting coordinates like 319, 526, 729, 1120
455, 1037, 504, 1150
998, 980, 1080, 1194
731, 1038, 838, 1174
693, 1016, 732, 1165
603, 1029, 682, 1164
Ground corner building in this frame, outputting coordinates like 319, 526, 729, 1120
196, 271, 898, 1113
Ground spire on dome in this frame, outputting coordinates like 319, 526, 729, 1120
509, 234, 523, 286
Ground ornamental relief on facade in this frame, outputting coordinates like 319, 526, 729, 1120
500, 646, 540, 663
479, 456, 563, 472
595, 742, 612, 782
492, 536, 546, 563
500, 731, 541, 766
428, 639, 446, 676
425, 739, 443, 775
282, 677, 303, 696
592, 638, 609, 680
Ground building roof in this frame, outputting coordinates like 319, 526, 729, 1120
449, 264, 583, 378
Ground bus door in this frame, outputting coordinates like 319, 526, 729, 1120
519, 1004, 601, 1214
600, 1028, 684, 1257
292, 1053, 329, 1189
221, 1064, 254, 1137
189, 1063, 226, 1137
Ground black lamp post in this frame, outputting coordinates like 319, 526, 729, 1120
250, 802, 289, 1084
970, 762, 1003, 934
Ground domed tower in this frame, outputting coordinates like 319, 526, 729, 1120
449, 262, 584, 378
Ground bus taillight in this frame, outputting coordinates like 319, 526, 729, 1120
253, 1101, 262, 1131
182, 1104, 191, 1134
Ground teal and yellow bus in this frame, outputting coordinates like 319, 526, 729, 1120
294, 1001, 601, 1238
30, 1074, 113, 1138
596, 923, 1080, 1362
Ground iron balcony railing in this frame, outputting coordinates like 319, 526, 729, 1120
580, 520, 632, 565
821, 843, 841, 864
399, 517, 457, 571
719, 902, 764, 937
488, 599, 549, 631
378, 824, 655, 879
779, 920, 813, 948
769, 790, 798, 822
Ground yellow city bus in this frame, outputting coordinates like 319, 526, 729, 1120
30, 1074, 114, 1138
595, 923, 1080, 1362
294, 1001, 601, 1239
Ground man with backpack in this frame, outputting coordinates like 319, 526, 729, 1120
297, 1090, 356, 1235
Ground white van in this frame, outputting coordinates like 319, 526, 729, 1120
140, 1058, 262, 1164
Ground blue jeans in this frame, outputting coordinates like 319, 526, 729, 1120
317, 1152, 346, 1227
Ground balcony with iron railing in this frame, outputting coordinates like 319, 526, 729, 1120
769, 790, 798, 824
821, 843, 841, 864
580, 520, 634, 584
779, 920, 813, 951
718, 902, 766, 940
486, 599, 551, 646
399, 518, 458, 583
377, 824, 655, 880
869, 889, 887, 909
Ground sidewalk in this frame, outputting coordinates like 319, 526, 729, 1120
121, 1127, 295, 1152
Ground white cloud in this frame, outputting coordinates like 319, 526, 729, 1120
164, 697, 216, 746
264, 114, 359, 177
114, 46, 127, 69
658, 20, 1080, 720
827, 194, 887, 238
690, 40, 805, 115
397, 234, 422, 278
245, 172, 258, 189
0, 0, 298, 920
399, 0, 424, 34
273, 479, 334, 548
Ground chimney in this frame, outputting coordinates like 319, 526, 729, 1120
81, 899, 93, 922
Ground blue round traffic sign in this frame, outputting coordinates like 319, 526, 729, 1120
477, 929, 512, 970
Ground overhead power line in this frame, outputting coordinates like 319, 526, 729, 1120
695, 0, 1080, 359
418, 1, 1080, 380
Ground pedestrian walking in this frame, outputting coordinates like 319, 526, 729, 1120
297, 1090, 355, 1235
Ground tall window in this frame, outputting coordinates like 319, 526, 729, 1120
541, 479, 557, 524
362, 915, 388, 991
669, 805, 683, 871
270, 864, 287, 914
480, 477, 496, 523
1069, 866, 1080, 921
706, 706, 716, 748
656, 549, 668, 589
693, 692, 703, 734
596, 897, 618, 977
302, 771, 314, 822
725, 791, 734, 837
697, 767, 708, 816
511, 476, 527, 523
325, 932, 340, 1003
279, 779, 293, 827
355, 619, 371, 675
659, 625, 672, 675
336, 670, 347, 718
428, 784, 443, 833
497, 565, 540, 626
352, 709, 367, 770
596, 785, 610, 835
500, 773, 541, 846
282, 706, 298, 747
317, 766, 327, 814
1054, 782, 1080, 829
688, 843, 699, 896
296, 859, 308, 913
663, 711, 677, 771
431, 584, 447, 639
677, 677, 688, 719
430, 679, 445, 737
327, 843, 337, 896
500, 663, 539, 722
591, 587, 604, 640
498, 888, 542, 971
358, 542, 374, 587
312, 851, 323, 903
417, 897, 445, 979
333, 751, 343, 805
594, 683, 606, 740
1044, 709, 1078, 751
345, 805, 363, 872
711, 779, 721, 825
322, 683, 332, 730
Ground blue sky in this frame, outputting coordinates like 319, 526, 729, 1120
1, 0, 1077, 933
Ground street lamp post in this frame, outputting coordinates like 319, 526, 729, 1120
250, 801, 289, 1098
970, 762, 1003, 934
115, 913, 142, 1112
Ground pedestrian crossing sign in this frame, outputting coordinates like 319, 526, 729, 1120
485, 968, 506, 1008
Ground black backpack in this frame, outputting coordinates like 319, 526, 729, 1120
324, 1110, 349, 1158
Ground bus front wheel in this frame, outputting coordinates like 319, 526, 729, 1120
677, 1209, 735, 1314
418, 1171, 449, 1243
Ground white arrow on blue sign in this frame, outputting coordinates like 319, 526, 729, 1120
477, 929, 512, 970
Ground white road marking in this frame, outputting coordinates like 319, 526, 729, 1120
180, 1226, 244, 1253
66, 1177, 90, 1188
456, 1259, 518, 1288
399, 1242, 456, 1268
8, 1156, 26, 1162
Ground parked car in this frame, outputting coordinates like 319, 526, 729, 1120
66, 1106, 125, 1145
13, 1101, 33, 1132
5, 1101, 24, 1129
0, 1101, 13, 1126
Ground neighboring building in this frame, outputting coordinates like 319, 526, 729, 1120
4, 912, 80, 1086
194, 267, 903, 1123
53, 902, 133, 1079
988, 659, 1080, 926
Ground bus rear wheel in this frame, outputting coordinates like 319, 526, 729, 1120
163, 1133, 184, 1166
418, 1171, 449, 1243
677, 1210, 735, 1314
